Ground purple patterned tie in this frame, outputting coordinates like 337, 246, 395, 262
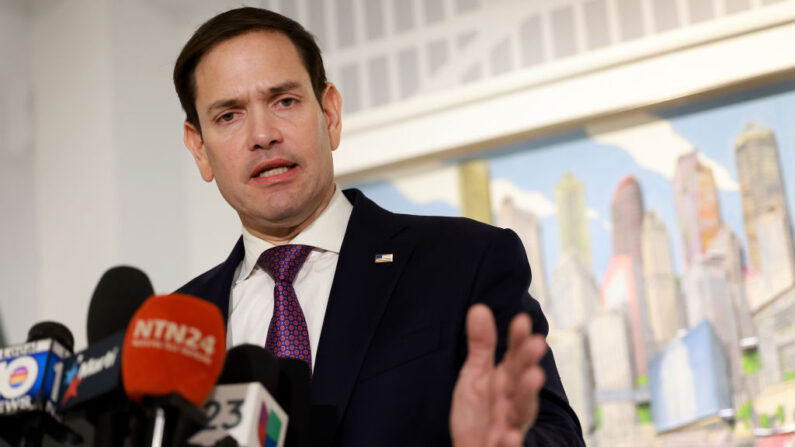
258, 244, 313, 369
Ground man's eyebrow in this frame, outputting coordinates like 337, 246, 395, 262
206, 98, 239, 115
205, 82, 302, 115
267, 81, 300, 95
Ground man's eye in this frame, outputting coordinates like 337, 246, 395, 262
219, 112, 235, 122
278, 98, 296, 107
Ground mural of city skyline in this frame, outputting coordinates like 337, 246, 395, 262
349, 79, 795, 446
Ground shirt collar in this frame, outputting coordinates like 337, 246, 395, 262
237, 185, 353, 283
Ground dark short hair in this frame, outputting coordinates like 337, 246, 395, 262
173, 7, 327, 135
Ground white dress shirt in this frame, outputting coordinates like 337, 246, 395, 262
227, 186, 353, 369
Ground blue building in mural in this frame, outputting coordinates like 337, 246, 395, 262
648, 320, 733, 432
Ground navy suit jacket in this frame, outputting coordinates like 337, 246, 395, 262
178, 189, 584, 446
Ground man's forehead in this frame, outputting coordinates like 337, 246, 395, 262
193, 30, 310, 101
209, 29, 294, 54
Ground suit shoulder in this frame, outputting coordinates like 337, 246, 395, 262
175, 237, 243, 297
175, 262, 228, 297
393, 212, 518, 248
347, 188, 515, 247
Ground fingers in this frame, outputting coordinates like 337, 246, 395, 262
463, 304, 498, 373
496, 429, 524, 447
507, 312, 531, 356
503, 313, 547, 431
506, 314, 547, 370
509, 364, 545, 430
459, 307, 547, 445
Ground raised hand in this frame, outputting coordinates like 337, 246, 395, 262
450, 304, 548, 447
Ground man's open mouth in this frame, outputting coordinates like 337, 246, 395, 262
255, 164, 296, 178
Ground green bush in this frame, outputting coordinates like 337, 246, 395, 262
737, 401, 751, 420
594, 406, 602, 431
759, 413, 771, 428
637, 403, 652, 424
742, 349, 761, 374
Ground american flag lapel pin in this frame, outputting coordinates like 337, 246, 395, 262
375, 253, 394, 263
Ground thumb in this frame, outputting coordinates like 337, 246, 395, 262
463, 304, 497, 372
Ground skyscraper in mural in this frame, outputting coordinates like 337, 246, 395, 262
681, 252, 744, 395
496, 198, 549, 309
612, 176, 645, 270
458, 159, 493, 224
641, 211, 681, 349
672, 152, 722, 268
550, 252, 599, 331
587, 309, 636, 435
602, 254, 654, 379
555, 172, 592, 272
706, 227, 756, 342
546, 330, 595, 434
734, 122, 795, 309
746, 208, 795, 311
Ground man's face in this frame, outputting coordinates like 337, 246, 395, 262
184, 31, 341, 239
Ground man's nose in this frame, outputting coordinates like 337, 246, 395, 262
246, 106, 283, 149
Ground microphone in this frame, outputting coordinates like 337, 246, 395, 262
61, 266, 154, 409
275, 358, 311, 447
27, 321, 74, 352
58, 265, 154, 446
217, 345, 281, 392
87, 265, 154, 344
189, 345, 288, 447
122, 293, 226, 446
0, 321, 81, 446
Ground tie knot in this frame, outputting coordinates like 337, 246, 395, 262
257, 244, 312, 283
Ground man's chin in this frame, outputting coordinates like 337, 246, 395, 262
237, 187, 333, 237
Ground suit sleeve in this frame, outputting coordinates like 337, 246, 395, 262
467, 228, 586, 447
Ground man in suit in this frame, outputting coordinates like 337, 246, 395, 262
174, 7, 584, 446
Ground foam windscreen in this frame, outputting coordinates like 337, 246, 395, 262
217, 344, 280, 393
121, 293, 226, 406
88, 266, 154, 344
27, 320, 74, 353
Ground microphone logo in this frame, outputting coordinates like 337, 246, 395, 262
60, 374, 81, 406
9, 367, 29, 387
59, 346, 120, 406
257, 402, 268, 445
130, 318, 217, 365
0, 357, 38, 400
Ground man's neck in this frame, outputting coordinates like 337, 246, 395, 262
242, 184, 337, 245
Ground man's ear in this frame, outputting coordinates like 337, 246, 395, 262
184, 121, 214, 182
321, 82, 343, 151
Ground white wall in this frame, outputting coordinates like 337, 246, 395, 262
0, 0, 38, 346
30, 0, 120, 349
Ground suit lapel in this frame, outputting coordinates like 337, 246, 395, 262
176, 237, 244, 325
213, 239, 243, 324
311, 190, 415, 429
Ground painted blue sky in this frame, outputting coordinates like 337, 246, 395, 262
348, 79, 795, 288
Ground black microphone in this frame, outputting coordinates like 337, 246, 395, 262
217, 344, 281, 392
189, 345, 293, 447
27, 322, 74, 353
276, 358, 311, 447
58, 265, 154, 446
87, 265, 154, 344
0, 321, 81, 447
